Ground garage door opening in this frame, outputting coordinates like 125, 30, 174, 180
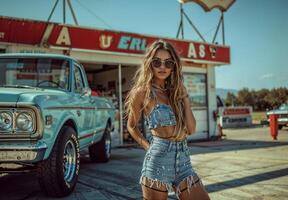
83, 63, 145, 145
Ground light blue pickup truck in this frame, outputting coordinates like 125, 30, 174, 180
0, 54, 116, 197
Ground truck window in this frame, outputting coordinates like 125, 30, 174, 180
74, 65, 84, 93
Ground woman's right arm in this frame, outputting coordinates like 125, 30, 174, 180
127, 89, 150, 150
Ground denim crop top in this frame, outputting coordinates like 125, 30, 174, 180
145, 89, 177, 129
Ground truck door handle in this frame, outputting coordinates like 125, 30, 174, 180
77, 110, 81, 116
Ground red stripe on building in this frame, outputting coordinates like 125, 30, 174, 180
0, 16, 230, 64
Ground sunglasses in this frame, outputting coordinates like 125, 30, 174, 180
151, 58, 175, 69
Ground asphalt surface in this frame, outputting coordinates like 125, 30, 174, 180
0, 125, 288, 200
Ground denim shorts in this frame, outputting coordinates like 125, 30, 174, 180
140, 136, 202, 198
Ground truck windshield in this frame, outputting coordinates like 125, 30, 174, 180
0, 57, 70, 91
279, 104, 288, 110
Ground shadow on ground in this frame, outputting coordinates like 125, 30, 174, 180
188, 138, 288, 155
206, 167, 288, 193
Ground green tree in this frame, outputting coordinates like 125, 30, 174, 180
234, 87, 288, 111
254, 89, 270, 111
237, 88, 255, 106
225, 92, 237, 106
265, 87, 288, 109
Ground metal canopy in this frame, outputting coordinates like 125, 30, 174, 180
178, 0, 236, 12
176, 0, 236, 44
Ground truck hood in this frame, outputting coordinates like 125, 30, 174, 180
267, 109, 288, 115
0, 87, 68, 106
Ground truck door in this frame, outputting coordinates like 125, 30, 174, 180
73, 64, 95, 147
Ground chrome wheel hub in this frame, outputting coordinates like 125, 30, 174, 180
63, 139, 77, 182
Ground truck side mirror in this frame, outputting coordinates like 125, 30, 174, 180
81, 88, 91, 96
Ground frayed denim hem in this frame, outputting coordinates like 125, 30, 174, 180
140, 175, 203, 199
140, 175, 174, 193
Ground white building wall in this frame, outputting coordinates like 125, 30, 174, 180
70, 50, 143, 66
207, 66, 217, 138
6, 44, 62, 54
6, 44, 143, 66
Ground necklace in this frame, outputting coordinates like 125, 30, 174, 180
152, 84, 167, 92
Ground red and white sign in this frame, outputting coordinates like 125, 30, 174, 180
218, 106, 253, 128
219, 107, 252, 117
222, 108, 251, 116
0, 16, 230, 64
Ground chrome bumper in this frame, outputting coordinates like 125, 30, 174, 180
267, 118, 288, 125
0, 141, 47, 162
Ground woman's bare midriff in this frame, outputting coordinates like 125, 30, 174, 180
151, 126, 186, 141
145, 101, 187, 141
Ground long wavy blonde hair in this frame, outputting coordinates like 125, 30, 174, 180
125, 40, 186, 138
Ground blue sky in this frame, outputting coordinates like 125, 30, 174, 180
0, 0, 287, 90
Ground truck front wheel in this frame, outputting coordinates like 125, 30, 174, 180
37, 126, 80, 197
89, 124, 111, 163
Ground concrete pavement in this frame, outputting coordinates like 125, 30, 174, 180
191, 126, 288, 200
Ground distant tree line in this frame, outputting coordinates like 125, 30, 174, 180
224, 87, 288, 111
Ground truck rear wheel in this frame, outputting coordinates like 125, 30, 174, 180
37, 126, 80, 197
89, 124, 111, 163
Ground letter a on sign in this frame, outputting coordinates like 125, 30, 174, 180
188, 43, 197, 58
56, 27, 71, 46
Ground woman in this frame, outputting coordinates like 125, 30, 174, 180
125, 40, 210, 200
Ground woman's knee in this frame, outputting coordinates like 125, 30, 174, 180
177, 176, 210, 200
142, 184, 168, 200
179, 181, 210, 200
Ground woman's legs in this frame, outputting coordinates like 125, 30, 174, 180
178, 175, 210, 200
141, 177, 169, 200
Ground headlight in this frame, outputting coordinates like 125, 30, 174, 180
0, 112, 13, 130
16, 112, 33, 132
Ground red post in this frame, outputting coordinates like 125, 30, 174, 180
269, 114, 278, 140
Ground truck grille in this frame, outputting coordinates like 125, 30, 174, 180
279, 114, 288, 119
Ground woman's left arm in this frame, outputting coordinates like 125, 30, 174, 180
182, 87, 196, 135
